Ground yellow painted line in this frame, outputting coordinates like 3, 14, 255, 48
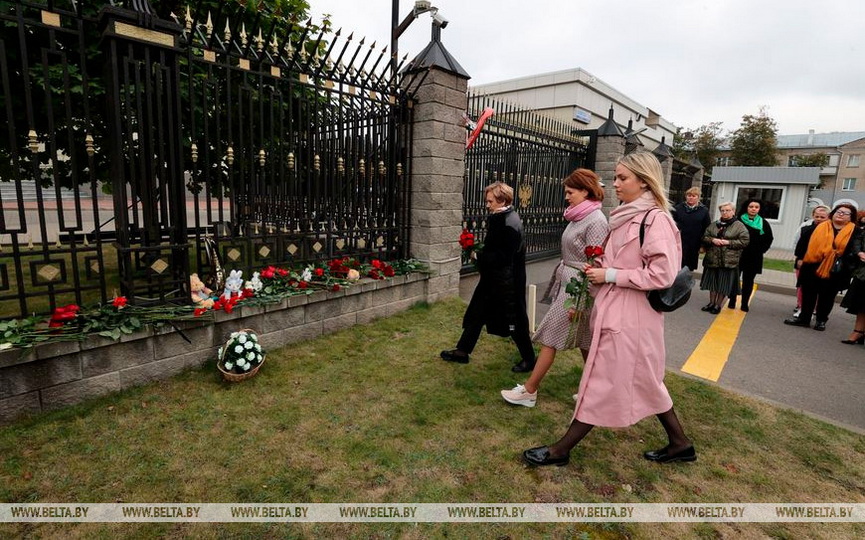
680, 287, 755, 381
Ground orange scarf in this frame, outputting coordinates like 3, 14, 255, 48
803, 221, 855, 278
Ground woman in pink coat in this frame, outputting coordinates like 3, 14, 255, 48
523, 151, 696, 467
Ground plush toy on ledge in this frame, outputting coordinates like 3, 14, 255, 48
189, 273, 214, 308
222, 269, 244, 301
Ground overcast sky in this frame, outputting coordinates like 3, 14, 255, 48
305, 0, 864, 137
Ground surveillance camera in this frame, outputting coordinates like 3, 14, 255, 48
432, 11, 448, 28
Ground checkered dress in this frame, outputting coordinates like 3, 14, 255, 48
533, 210, 609, 350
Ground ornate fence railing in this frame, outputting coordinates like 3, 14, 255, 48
0, 0, 419, 318
463, 93, 594, 266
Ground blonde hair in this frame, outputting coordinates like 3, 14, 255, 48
617, 152, 670, 210
718, 202, 734, 212
685, 187, 701, 197
484, 181, 514, 206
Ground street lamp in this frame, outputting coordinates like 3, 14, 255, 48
390, 1, 446, 82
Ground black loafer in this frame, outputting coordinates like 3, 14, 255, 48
512, 359, 536, 373
523, 446, 569, 467
643, 445, 697, 463
813, 321, 827, 331
440, 349, 470, 364
783, 317, 810, 327
700, 304, 713, 312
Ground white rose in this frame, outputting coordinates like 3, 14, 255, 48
217, 346, 224, 360
238, 334, 247, 344
347, 269, 360, 281
247, 351, 255, 361
230, 332, 239, 339
244, 341, 253, 350
250, 334, 258, 342
234, 345, 244, 354
301, 268, 312, 282
242, 362, 251, 371
224, 362, 234, 370
254, 344, 261, 352
256, 353, 262, 361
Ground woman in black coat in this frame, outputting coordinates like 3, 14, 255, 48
440, 182, 535, 369
672, 187, 711, 271
729, 199, 774, 311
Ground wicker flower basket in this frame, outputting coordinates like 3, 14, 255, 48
217, 328, 265, 382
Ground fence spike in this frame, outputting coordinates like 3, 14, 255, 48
254, 28, 264, 51
223, 19, 231, 42
205, 12, 214, 39
185, 6, 193, 33
240, 23, 248, 47
28, 130, 39, 153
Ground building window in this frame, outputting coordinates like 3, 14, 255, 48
848, 155, 861, 167
716, 156, 732, 167
842, 178, 857, 191
829, 154, 840, 167
735, 186, 783, 220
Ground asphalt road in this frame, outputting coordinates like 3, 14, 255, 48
462, 263, 865, 434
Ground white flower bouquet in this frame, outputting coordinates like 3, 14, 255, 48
217, 328, 266, 381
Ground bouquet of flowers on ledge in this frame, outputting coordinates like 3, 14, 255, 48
218, 329, 265, 376
563, 245, 604, 347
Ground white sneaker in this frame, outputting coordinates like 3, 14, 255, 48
501, 384, 537, 407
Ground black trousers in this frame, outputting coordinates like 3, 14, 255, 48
456, 320, 535, 363
799, 278, 839, 323
734, 270, 757, 304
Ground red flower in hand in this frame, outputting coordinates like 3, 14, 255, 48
584, 245, 604, 259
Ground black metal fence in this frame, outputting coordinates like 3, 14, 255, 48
463, 93, 594, 265
0, 0, 418, 318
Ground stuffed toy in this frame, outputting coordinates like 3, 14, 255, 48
223, 269, 244, 301
189, 273, 214, 308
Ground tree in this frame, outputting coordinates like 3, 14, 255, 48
673, 122, 726, 175
729, 109, 779, 166
789, 153, 830, 168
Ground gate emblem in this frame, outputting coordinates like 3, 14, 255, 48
518, 183, 533, 208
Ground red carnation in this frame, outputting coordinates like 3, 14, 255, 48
371, 259, 383, 269
276, 268, 288, 277
314, 267, 324, 277
384, 266, 395, 277
298, 281, 308, 289
331, 283, 341, 292
193, 307, 207, 317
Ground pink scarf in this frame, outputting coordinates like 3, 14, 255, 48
563, 200, 602, 222
608, 191, 658, 230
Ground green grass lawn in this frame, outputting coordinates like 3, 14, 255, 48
1, 298, 863, 538
763, 257, 796, 273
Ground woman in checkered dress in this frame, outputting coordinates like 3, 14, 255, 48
501, 169, 609, 408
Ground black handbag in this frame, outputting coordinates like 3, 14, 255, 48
640, 211, 694, 312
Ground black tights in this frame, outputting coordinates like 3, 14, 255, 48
547, 407, 691, 458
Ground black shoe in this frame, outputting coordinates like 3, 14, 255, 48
512, 359, 536, 373
741, 304, 749, 312
727, 299, 736, 309
784, 316, 810, 327
841, 330, 865, 344
522, 446, 569, 467
440, 349, 470, 364
813, 321, 827, 331
643, 445, 697, 463
709, 305, 721, 314
700, 303, 713, 312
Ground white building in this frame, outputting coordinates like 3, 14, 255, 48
470, 67, 678, 148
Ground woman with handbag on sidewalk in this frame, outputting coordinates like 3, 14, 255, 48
522, 151, 695, 467
784, 203, 857, 331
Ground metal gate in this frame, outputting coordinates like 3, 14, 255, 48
463, 93, 594, 265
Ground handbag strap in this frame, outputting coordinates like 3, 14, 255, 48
639, 209, 659, 247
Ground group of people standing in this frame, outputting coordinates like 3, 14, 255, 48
693, 198, 775, 314
441, 152, 696, 467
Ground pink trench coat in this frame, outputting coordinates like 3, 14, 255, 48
574, 209, 682, 427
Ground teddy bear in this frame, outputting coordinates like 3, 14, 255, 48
223, 269, 244, 301
189, 273, 214, 308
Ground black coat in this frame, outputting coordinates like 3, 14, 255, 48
672, 202, 710, 270
463, 208, 528, 337
738, 218, 774, 274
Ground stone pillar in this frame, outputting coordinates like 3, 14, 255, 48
409, 68, 469, 303
594, 135, 626, 215
660, 159, 673, 193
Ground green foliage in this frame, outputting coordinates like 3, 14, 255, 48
674, 122, 726, 174
729, 109, 779, 166
789, 152, 830, 168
